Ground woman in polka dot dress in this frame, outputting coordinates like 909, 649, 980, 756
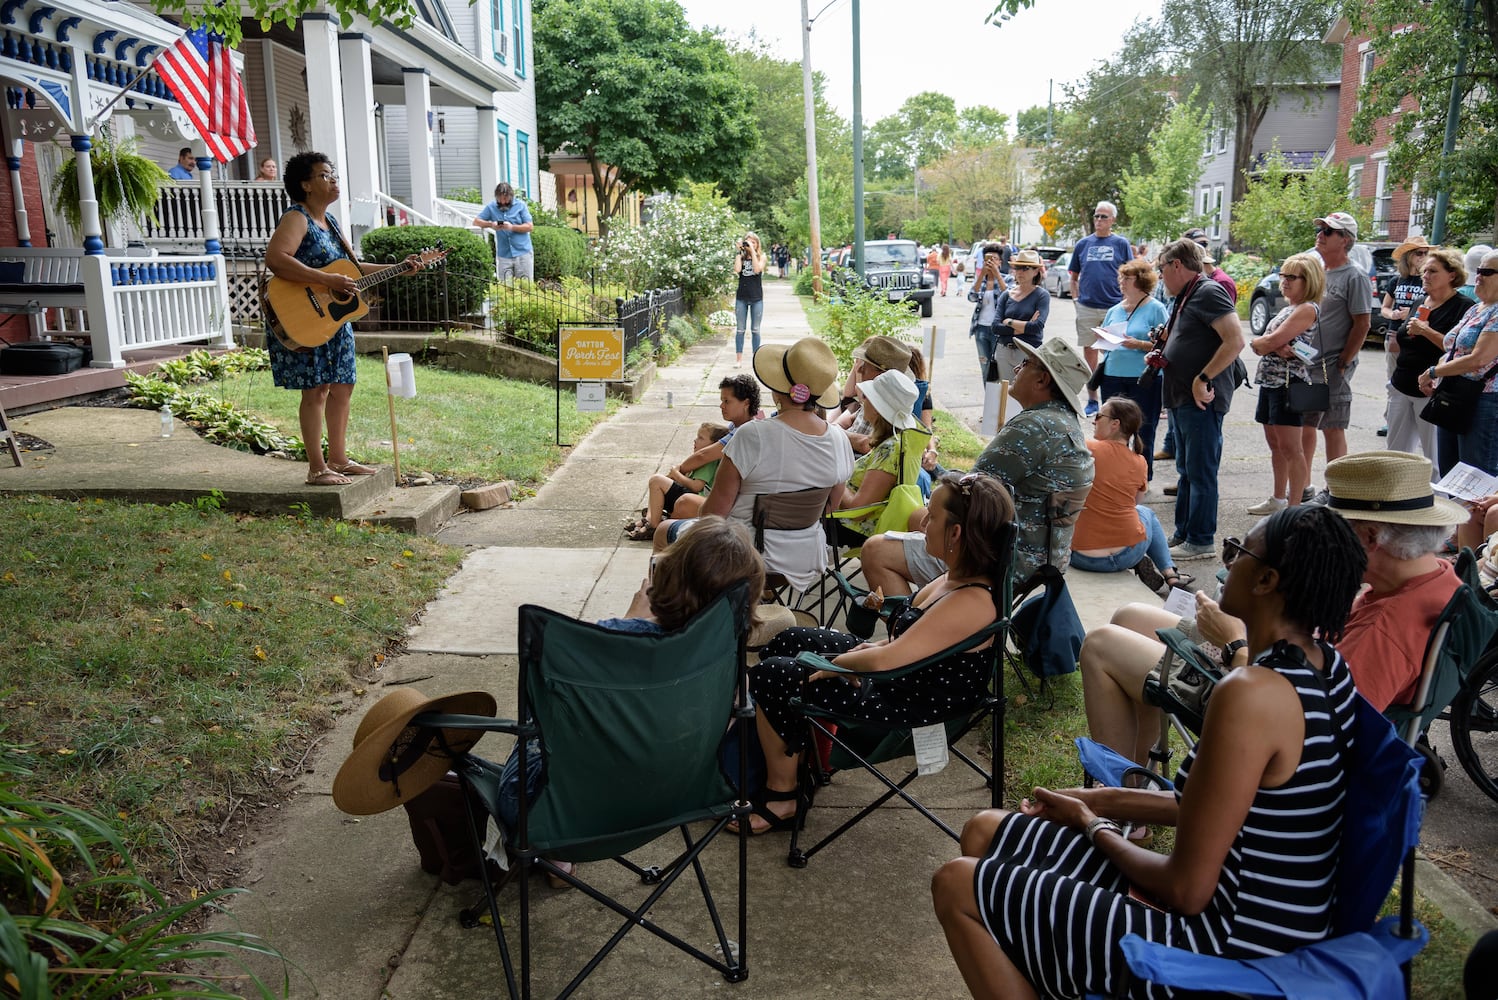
739, 472, 1015, 834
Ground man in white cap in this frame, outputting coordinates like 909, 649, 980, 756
860, 339, 1094, 592
1304, 211, 1373, 504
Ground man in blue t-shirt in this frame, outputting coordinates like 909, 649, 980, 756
1068, 200, 1134, 416
168, 147, 194, 181
473, 182, 535, 281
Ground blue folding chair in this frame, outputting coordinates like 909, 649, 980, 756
1097, 694, 1428, 1000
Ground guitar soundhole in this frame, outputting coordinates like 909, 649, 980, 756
303, 287, 326, 318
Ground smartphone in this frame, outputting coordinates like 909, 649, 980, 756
648, 555, 659, 583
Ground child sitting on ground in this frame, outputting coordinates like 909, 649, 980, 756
624, 422, 730, 541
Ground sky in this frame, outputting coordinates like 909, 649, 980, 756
676, 0, 1165, 127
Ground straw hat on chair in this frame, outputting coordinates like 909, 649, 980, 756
332, 687, 497, 816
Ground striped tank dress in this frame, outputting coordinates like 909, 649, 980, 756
973, 642, 1357, 999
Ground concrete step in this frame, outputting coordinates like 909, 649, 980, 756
344, 482, 462, 535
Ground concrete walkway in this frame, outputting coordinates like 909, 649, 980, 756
4, 277, 1493, 996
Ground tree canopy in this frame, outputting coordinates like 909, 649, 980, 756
1348, 0, 1498, 240
865, 92, 961, 180
531, 0, 755, 236
1119, 94, 1212, 248
1232, 151, 1371, 261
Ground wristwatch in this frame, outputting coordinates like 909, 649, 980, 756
1222, 638, 1248, 661
1196, 372, 1211, 384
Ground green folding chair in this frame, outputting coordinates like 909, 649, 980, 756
415, 583, 753, 1000
781, 521, 1017, 867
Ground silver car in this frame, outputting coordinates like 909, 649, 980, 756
1044, 253, 1072, 298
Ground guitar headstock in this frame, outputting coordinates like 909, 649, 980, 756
409, 246, 450, 272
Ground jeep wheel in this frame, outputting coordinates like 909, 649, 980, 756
1249, 295, 1270, 337
919, 297, 933, 318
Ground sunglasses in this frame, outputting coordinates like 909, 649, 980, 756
1281, 273, 1304, 282
1315, 226, 1342, 237
1012, 358, 1031, 376
1222, 536, 1275, 570
1094, 213, 1112, 219
1477, 267, 1498, 278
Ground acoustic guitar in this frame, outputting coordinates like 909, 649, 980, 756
262, 246, 447, 351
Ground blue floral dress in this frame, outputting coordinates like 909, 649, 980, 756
267, 205, 359, 389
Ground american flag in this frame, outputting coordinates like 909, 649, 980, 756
155, 27, 257, 163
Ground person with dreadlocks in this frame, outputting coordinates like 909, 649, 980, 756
934, 505, 1367, 1000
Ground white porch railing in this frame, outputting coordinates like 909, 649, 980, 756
142, 182, 292, 249
434, 197, 483, 228
375, 192, 439, 227
0, 247, 233, 368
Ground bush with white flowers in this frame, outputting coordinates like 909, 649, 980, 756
599, 198, 741, 307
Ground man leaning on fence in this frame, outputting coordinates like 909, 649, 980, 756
474, 182, 534, 282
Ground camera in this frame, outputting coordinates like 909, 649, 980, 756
1144, 350, 1169, 371
741, 241, 751, 253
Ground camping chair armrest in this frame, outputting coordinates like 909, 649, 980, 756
1154, 628, 1223, 688
794, 618, 1006, 682
831, 570, 912, 622
831, 503, 884, 520
412, 711, 524, 736
794, 652, 857, 675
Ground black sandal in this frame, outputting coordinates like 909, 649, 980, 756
729, 786, 801, 836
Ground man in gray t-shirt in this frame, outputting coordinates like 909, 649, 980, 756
1303, 212, 1372, 504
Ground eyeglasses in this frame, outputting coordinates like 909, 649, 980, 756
1222, 536, 1274, 570
313, 171, 338, 182
1094, 213, 1112, 219
1281, 273, 1304, 282
1476, 267, 1498, 278
1012, 359, 1031, 376
1315, 226, 1341, 237
957, 472, 983, 495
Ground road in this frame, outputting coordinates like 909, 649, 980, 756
910, 274, 1498, 919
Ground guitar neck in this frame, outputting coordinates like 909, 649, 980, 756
353, 259, 420, 292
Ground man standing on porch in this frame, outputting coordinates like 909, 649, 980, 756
168, 147, 195, 181
474, 182, 534, 282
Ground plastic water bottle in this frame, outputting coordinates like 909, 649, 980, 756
666, 391, 674, 409
160, 404, 174, 438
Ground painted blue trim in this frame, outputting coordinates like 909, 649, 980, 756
204, 238, 221, 255
196, 156, 213, 172
83, 234, 104, 254
28, 6, 57, 35
135, 44, 158, 66
17, 239, 30, 247
5, 156, 18, 170
56, 14, 79, 41
91, 29, 116, 55
0, 0, 25, 27
114, 38, 139, 63
70, 133, 90, 152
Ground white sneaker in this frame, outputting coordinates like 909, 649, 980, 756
1246, 496, 1288, 515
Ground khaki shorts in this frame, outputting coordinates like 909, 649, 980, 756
1074, 303, 1109, 348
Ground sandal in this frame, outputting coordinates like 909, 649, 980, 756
624, 521, 655, 541
545, 859, 577, 890
1162, 570, 1195, 592
306, 468, 352, 486
330, 460, 378, 476
1132, 556, 1168, 597
727, 786, 801, 836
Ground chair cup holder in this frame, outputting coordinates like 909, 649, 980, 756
845, 603, 880, 639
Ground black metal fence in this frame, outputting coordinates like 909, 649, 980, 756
618, 287, 686, 361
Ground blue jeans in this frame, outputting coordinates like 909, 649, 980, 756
497, 737, 544, 830
1171, 403, 1225, 546
1098, 373, 1162, 480
1069, 506, 1176, 573
973, 324, 998, 380
1436, 391, 1498, 477
734, 299, 763, 355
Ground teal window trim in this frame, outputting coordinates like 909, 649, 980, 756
497, 120, 511, 183
512, 0, 526, 77
490, 0, 507, 65
517, 131, 530, 195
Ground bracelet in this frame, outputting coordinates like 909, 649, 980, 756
1083, 817, 1122, 844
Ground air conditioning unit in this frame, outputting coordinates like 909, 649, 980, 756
493, 29, 508, 60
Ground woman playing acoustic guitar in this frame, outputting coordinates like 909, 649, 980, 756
265, 151, 430, 486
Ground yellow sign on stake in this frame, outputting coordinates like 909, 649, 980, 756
558, 327, 625, 382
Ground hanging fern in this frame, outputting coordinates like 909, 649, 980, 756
50, 133, 171, 234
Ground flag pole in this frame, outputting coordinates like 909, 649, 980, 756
86, 63, 159, 131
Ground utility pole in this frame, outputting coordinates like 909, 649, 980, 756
852, 0, 865, 278
1431, 0, 1477, 244
800, 0, 824, 299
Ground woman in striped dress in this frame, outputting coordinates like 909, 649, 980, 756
933, 505, 1368, 999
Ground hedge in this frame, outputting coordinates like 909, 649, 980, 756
360, 225, 491, 319
532, 226, 589, 280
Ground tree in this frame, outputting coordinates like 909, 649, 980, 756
150, 0, 415, 43
1232, 150, 1373, 262
923, 142, 1023, 244
1014, 105, 1050, 145
718, 39, 844, 242
865, 92, 961, 180
1347, 0, 1498, 240
957, 105, 1011, 147
531, 0, 756, 238
773, 124, 857, 249
1119, 94, 1213, 248
1030, 50, 1172, 237
1155, 0, 1340, 208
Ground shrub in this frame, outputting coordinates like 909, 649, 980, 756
490, 278, 618, 353
531, 225, 589, 280
360, 225, 491, 319
444, 185, 482, 203
667, 314, 702, 349
794, 267, 817, 296
820, 285, 919, 369
707, 309, 734, 327
598, 196, 742, 306
1219, 252, 1271, 305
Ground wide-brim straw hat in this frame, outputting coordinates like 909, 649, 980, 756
1393, 236, 1431, 262
332, 687, 497, 816
1015, 339, 1091, 414
754, 337, 842, 409
1325, 451, 1468, 527
851, 335, 913, 376
859, 369, 921, 431
1008, 249, 1045, 270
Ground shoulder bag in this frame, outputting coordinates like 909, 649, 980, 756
1287, 305, 1329, 414
1420, 351, 1498, 432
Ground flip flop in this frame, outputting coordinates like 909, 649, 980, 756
330, 460, 378, 476
306, 468, 352, 486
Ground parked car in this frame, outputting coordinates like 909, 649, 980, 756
1044, 252, 1073, 298
853, 240, 937, 317
1247, 242, 1398, 344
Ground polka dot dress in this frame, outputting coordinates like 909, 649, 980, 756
750, 583, 995, 753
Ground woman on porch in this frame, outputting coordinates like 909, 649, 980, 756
265, 152, 383, 486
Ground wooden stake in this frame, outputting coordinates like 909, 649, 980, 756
997, 379, 1010, 427
382, 347, 402, 483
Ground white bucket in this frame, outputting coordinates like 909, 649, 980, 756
387, 352, 417, 398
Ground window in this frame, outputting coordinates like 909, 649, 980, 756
1200, 186, 1211, 219
490, 0, 508, 64
516, 131, 530, 196
1373, 158, 1392, 234
1347, 162, 1364, 200
496, 123, 510, 183
1212, 185, 1224, 239
512, 0, 526, 76
1409, 180, 1431, 236
1358, 43, 1375, 111
1216, 126, 1227, 154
